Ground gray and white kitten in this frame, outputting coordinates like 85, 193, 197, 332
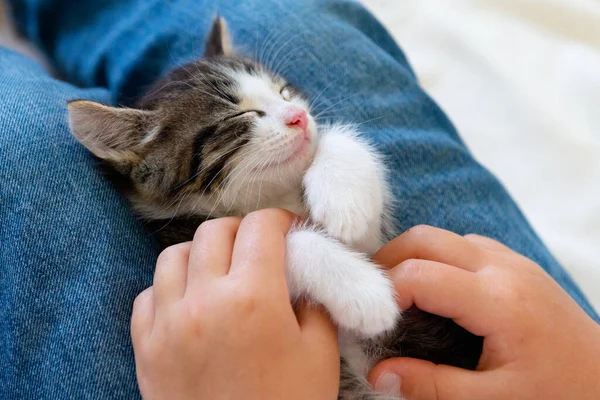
68, 18, 481, 399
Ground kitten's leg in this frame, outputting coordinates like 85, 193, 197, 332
304, 124, 390, 254
286, 226, 399, 337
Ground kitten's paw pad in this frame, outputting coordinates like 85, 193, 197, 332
329, 271, 400, 337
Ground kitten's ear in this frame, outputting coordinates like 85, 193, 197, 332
204, 16, 232, 57
68, 100, 155, 162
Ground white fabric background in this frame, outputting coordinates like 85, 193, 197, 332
1, 0, 598, 311
362, 0, 600, 312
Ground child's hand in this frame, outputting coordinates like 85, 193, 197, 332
131, 209, 339, 400
369, 225, 600, 400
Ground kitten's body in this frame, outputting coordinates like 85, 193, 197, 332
69, 19, 482, 399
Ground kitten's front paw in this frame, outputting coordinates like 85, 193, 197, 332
286, 228, 400, 338
330, 268, 400, 338
303, 126, 386, 246
307, 192, 374, 245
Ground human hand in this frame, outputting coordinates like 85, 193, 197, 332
131, 209, 339, 400
368, 225, 600, 400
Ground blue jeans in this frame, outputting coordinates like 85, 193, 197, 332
1, 1, 597, 398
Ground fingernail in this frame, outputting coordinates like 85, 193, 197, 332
374, 371, 401, 396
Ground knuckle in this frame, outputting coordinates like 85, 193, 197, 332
132, 291, 145, 309
239, 210, 272, 235
194, 216, 241, 239
132, 291, 150, 314
156, 244, 186, 266
151, 301, 206, 342
485, 273, 521, 304
403, 225, 439, 256
178, 303, 206, 331
245, 208, 289, 225
194, 219, 221, 239
405, 224, 436, 239
229, 286, 264, 316
232, 289, 257, 307
245, 209, 269, 222
397, 258, 424, 278
516, 255, 544, 274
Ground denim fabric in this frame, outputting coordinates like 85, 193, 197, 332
1, 0, 597, 399
0, 49, 159, 399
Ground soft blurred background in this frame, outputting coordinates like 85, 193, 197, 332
1, 0, 598, 312
361, 0, 600, 312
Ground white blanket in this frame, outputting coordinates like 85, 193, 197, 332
363, 0, 600, 311
1, 0, 598, 311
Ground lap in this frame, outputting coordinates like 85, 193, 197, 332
0, 48, 156, 399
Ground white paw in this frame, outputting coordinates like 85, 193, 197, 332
303, 125, 386, 246
307, 192, 375, 245
285, 226, 399, 338
328, 268, 400, 338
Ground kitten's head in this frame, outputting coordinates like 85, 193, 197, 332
69, 17, 317, 219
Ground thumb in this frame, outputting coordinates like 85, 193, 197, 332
368, 358, 489, 400
296, 301, 338, 343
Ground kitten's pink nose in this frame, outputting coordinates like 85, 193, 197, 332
285, 109, 308, 132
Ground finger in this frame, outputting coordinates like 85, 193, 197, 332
230, 209, 298, 285
296, 302, 339, 370
464, 234, 515, 254
153, 242, 192, 312
391, 259, 491, 336
186, 217, 242, 290
373, 225, 486, 272
369, 358, 495, 400
297, 301, 338, 339
131, 287, 155, 343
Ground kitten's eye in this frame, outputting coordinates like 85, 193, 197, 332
248, 110, 266, 117
280, 86, 291, 101
227, 110, 265, 120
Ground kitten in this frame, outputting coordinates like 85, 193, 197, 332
68, 18, 482, 399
